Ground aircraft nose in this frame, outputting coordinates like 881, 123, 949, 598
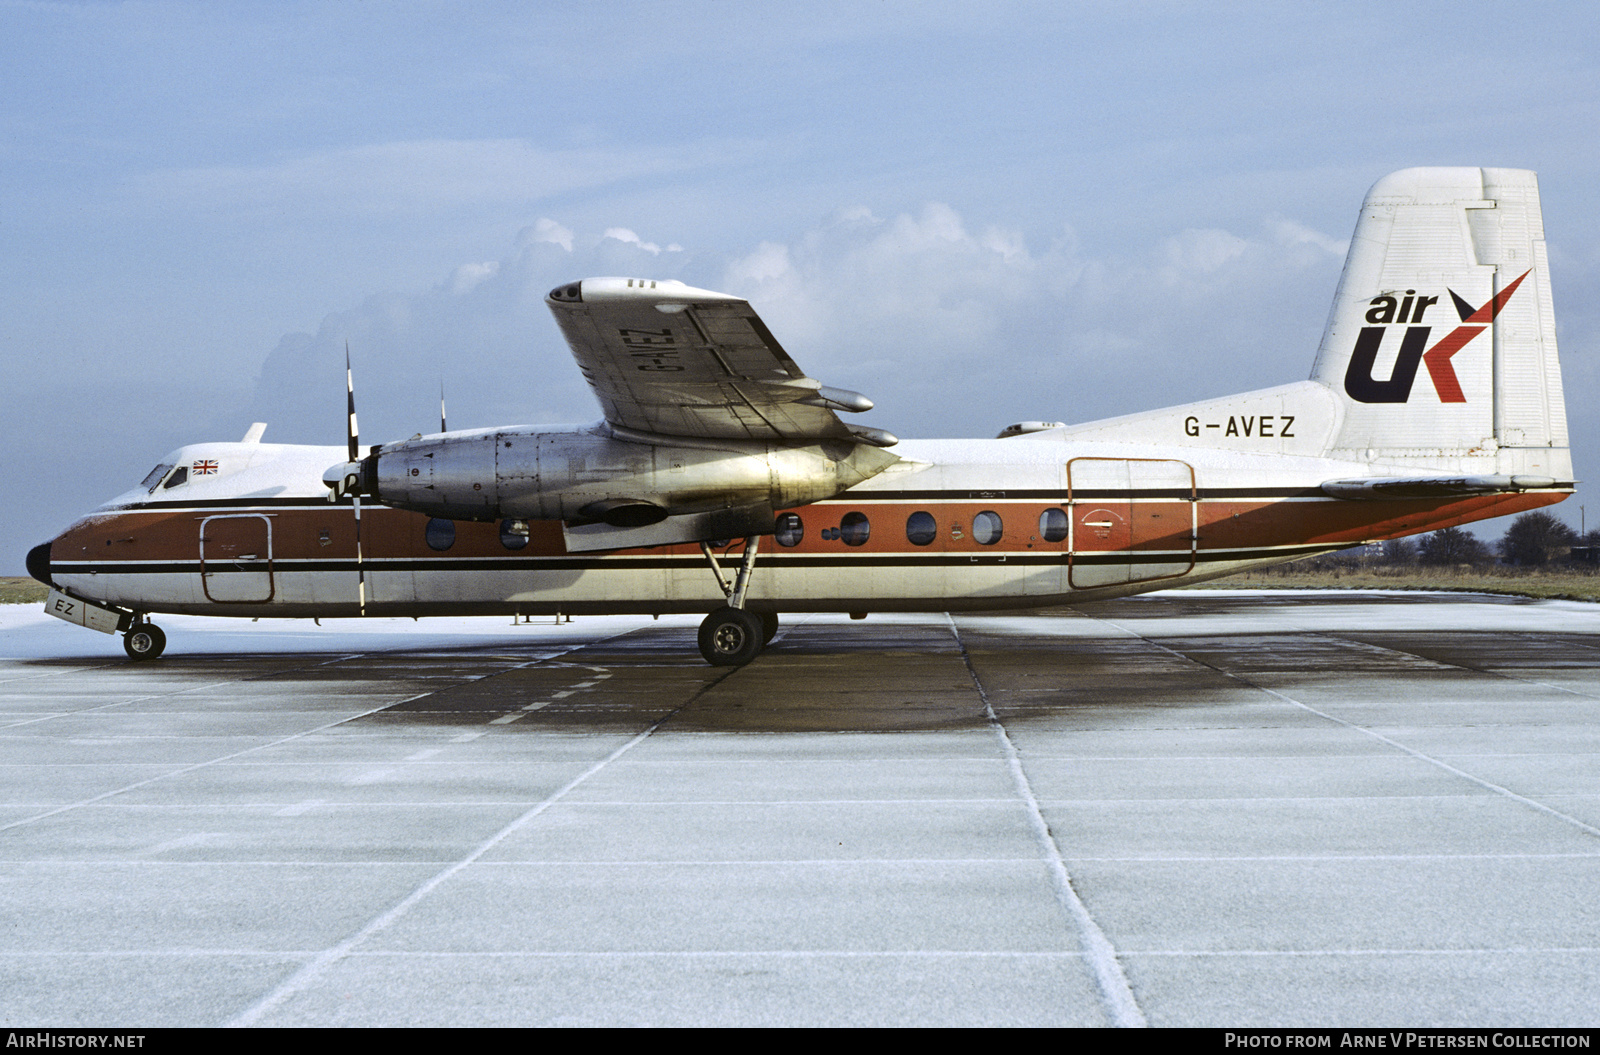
26, 542, 52, 587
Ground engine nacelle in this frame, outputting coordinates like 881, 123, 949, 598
341, 423, 899, 527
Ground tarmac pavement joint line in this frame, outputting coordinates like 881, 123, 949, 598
1086, 614, 1600, 844
0, 651, 374, 733
0, 660, 136, 687
475, 657, 623, 725
0, 694, 425, 835
223, 659, 741, 1028
1321, 628, 1600, 703
0, 648, 416, 739
0, 675, 266, 733
945, 613, 1148, 1029
0, 630, 631, 834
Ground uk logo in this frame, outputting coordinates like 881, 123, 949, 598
1343, 270, 1529, 404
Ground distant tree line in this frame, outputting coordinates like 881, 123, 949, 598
1288, 511, 1589, 572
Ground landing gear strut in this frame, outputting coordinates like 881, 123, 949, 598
123, 621, 166, 662
696, 537, 776, 667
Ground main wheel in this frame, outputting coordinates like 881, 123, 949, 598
758, 611, 780, 645
123, 623, 166, 662
697, 606, 764, 667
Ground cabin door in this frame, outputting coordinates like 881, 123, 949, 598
200, 514, 275, 603
1067, 458, 1195, 589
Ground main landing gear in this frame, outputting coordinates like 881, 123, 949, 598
696, 537, 779, 667
123, 621, 166, 662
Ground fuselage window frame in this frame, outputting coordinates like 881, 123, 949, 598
839, 511, 871, 547
425, 517, 457, 552
774, 512, 804, 547
1038, 507, 1069, 543
141, 463, 175, 492
905, 510, 937, 546
973, 510, 1003, 546
499, 518, 529, 551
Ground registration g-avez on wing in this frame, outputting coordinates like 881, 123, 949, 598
29, 168, 1572, 666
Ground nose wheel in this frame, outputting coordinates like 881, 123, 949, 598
123, 622, 166, 661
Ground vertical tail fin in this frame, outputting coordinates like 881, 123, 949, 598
1311, 167, 1569, 482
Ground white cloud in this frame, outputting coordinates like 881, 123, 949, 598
1269, 218, 1349, 257
241, 202, 1351, 449
719, 203, 1349, 433
523, 218, 574, 252
724, 241, 791, 284
1158, 228, 1251, 276
447, 261, 498, 294
602, 227, 684, 256
242, 217, 704, 445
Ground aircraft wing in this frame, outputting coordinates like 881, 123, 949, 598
545, 277, 894, 447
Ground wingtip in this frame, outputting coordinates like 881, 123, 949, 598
547, 277, 743, 305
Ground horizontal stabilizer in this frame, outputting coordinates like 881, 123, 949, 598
1321, 474, 1558, 501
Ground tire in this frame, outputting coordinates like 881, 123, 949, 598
124, 623, 166, 662
758, 611, 780, 645
697, 606, 764, 667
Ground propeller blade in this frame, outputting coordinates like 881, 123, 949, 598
345, 342, 366, 615
346, 342, 360, 465
354, 492, 366, 617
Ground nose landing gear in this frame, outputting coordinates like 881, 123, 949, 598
123, 622, 166, 661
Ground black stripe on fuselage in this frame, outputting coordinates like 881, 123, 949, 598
107, 484, 1403, 514
110, 496, 359, 511
798, 488, 1326, 501
50, 545, 1328, 578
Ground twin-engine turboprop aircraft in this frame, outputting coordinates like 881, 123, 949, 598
29, 167, 1573, 665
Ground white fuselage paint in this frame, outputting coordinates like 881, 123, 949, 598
46, 427, 1565, 621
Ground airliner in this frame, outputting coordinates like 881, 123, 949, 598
29, 167, 1571, 665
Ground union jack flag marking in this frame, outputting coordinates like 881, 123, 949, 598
192, 460, 219, 475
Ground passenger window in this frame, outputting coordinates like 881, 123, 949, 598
973, 510, 1003, 545
141, 463, 174, 491
774, 512, 804, 547
1039, 508, 1069, 543
499, 518, 529, 551
162, 466, 188, 490
425, 517, 456, 551
906, 511, 936, 546
839, 511, 871, 547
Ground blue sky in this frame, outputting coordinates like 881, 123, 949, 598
5, 0, 1600, 570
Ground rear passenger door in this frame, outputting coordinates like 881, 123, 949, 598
1068, 459, 1195, 589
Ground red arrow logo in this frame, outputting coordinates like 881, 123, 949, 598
1422, 270, 1530, 403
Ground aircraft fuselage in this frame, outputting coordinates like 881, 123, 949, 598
41, 434, 1561, 621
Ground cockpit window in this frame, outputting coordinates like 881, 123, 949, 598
141, 464, 174, 492
162, 466, 189, 490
